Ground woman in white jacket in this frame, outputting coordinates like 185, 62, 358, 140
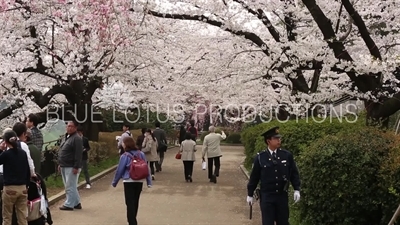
179, 132, 197, 182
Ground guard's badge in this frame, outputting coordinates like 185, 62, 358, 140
275, 128, 279, 133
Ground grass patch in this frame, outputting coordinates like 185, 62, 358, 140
45, 155, 119, 195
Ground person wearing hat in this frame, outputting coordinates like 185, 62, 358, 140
246, 126, 301, 225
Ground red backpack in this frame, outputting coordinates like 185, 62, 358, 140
125, 152, 149, 180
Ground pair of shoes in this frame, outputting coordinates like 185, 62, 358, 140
74, 203, 82, 209
152, 175, 155, 180
147, 185, 152, 188
188, 175, 193, 183
85, 184, 91, 189
59, 205, 73, 211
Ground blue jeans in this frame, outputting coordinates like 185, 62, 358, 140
60, 167, 81, 208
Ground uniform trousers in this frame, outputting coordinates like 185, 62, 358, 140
260, 192, 289, 225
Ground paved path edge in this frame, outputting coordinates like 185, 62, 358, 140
47, 164, 118, 206
240, 164, 250, 180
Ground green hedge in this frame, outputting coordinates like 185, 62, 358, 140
298, 128, 400, 225
241, 115, 363, 169
225, 132, 241, 144
241, 113, 400, 225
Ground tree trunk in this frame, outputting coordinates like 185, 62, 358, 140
73, 103, 104, 141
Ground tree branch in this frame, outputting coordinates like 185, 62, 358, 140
341, 0, 382, 60
26, 84, 79, 109
147, 10, 271, 56
0, 100, 24, 121
232, 0, 281, 42
301, 0, 380, 92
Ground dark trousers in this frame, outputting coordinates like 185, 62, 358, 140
260, 192, 289, 225
0, 173, 3, 225
183, 161, 194, 179
207, 156, 221, 179
156, 151, 165, 170
81, 160, 91, 184
123, 182, 143, 225
147, 161, 156, 175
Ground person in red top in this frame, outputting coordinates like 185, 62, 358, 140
187, 120, 197, 142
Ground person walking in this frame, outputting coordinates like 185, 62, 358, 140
57, 121, 83, 211
141, 129, 159, 181
246, 126, 301, 225
136, 128, 146, 150
201, 126, 226, 183
111, 136, 150, 225
117, 124, 132, 156
179, 133, 196, 182
153, 121, 167, 172
178, 125, 186, 145
77, 126, 91, 189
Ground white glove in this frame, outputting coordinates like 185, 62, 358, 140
246, 196, 254, 205
294, 190, 300, 203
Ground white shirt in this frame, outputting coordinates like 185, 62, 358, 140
268, 148, 277, 157
0, 141, 35, 175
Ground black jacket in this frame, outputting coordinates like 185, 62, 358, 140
82, 136, 91, 161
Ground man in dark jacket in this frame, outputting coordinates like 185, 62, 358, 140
77, 126, 91, 189
25, 129, 42, 175
58, 120, 83, 211
153, 121, 167, 172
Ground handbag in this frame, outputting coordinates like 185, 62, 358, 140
175, 152, 182, 159
27, 197, 42, 221
202, 160, 207, 170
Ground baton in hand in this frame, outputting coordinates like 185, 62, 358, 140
249, 203, 253, 220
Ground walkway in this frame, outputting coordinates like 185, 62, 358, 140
49, 146, 262, 224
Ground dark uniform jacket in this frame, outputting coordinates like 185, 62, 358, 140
247, 148, 300, 196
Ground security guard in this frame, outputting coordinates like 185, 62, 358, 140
246, 126, 301, 225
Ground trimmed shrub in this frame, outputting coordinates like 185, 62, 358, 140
200, 127, 231, 142
225, 132, 241, 144
241, 115, 364, 169
88, 141, 112, 164
200, 131, 209, 142
297, 128, 400, 225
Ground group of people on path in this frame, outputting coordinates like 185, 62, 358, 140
112, 121, 227, 225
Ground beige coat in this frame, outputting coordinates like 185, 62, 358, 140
202, 132, 226, 158
142, 136, 159, 162
179, 140, 197, 161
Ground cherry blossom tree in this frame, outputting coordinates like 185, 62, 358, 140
0, 0, 170, 140
143, 0, 400, 125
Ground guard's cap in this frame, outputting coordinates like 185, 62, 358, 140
260, 126, 281, 139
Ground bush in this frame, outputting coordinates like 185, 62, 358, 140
200, 127, 233, 142
241, 115, 364, 169
200, 131, 209, 142
87, 141, 114, 164
225, 132, 241, 144
297, 127, 400, 225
